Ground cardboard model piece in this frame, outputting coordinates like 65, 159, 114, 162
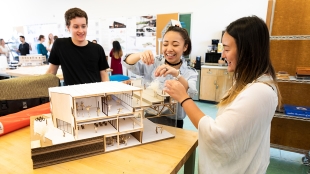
19, 55, 47, 66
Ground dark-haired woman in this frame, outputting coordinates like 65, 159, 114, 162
110, 41, 123, 75
164, 16, 281, 173
122, 26, 198, 128
37, 35, 48, 59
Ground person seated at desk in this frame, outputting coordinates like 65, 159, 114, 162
36, 35, 48, 60
163, 16, 281, 174
46, 7, 109, 85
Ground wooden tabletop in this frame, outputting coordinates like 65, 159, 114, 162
4, 66, 115, 81
4, 65, 63, 80
0, 123, 198, 174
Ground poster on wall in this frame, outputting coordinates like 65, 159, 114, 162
128, 15, 157, 54
11, 26, 24, 48
107, 15, 157, 56
108, 17, 127, 55
106, 15, 156, 77
57, 23, 70, 38
87, 19, 101, 43
18, 23, 58, 54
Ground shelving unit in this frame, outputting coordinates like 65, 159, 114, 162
274, 112, 310, 122
267, 0, 310, 169
277, 76, 310, 84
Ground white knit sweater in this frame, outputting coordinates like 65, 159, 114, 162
198, 75, 278, 174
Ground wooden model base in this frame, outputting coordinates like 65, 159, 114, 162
31, 114, 175, 169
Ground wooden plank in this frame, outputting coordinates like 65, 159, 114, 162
0, 119, 197, 173
271, 117, 310, 151
266, 0, 275, 32
5, 65, 63, 80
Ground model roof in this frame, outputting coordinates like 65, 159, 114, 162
49, 81, 142, 97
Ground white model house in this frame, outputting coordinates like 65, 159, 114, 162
31, 81, 177, 168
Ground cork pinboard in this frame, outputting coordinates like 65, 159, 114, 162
271, 0, 310, 35
278, 83, 310, 107
270, 40, 310, 75
156, 13, 179, 55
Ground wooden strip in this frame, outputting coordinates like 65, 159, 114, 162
266, 0, 275, 32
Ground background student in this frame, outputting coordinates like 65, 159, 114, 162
37, 35, 48, 60
0, 39, 9, 63
47, 33, 55, 56
109, 40, 123, 75
46, 8, 109, 85
17, 36, 32, 56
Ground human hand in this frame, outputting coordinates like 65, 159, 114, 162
154, 64, 179, 77
164, 80, 189, 102
139, 50, 154, 65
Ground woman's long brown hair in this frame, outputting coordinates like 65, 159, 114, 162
219, 16, 281, 107
112, 41, 123, 58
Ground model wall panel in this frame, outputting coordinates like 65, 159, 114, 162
50, 93, 74, 127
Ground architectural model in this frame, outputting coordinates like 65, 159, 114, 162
161, 19, 182, 39
30, 81, 177, 169
19, 55, 46, 66
158, 19, 182, 55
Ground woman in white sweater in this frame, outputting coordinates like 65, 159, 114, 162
47, 33, 54, 56
0, 39, 9, 63
164, 16, 281, 174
